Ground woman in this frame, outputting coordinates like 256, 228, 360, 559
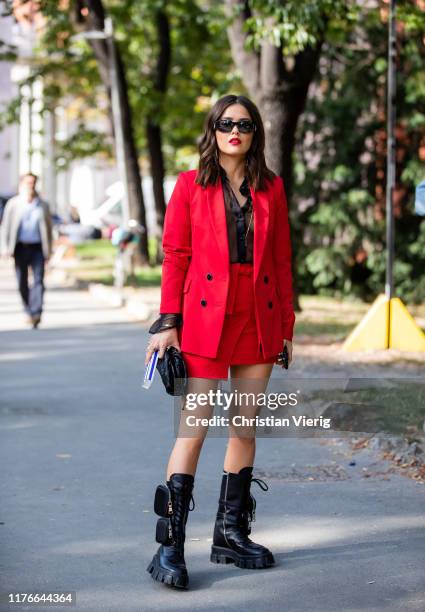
145, 94, 295, 589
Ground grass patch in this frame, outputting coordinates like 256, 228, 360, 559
72, 238, 162, 286
128, 266, 162, 287
75, 239, 116, 262
71, 265, 162, 287
310, 382, 425, 435
296, 295, 367, 340
77, 266, 162, 287
295, 320, 355, 338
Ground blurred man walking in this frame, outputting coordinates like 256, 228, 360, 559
0, 173, 53, 328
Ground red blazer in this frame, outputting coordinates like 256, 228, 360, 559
159, 169, 295, 359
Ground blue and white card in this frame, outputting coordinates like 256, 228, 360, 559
143, 350, 159, 389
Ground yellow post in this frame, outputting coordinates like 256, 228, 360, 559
342, 293, 425, 352
389, 298, 425, 351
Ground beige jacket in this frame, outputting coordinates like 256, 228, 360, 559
0, 194, 53, 259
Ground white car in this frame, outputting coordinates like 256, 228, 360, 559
79, 176, 178, 235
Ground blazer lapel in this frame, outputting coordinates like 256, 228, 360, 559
206, 177, 270, 281
207, 175, 229, 268
251, 185, 269, 282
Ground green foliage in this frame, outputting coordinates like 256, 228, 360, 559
55, 127, 112, 170
0, 96, 20, 131
113, 0, 240, 171
1, 0, 239, 173
295, 0, 425, 304
243, 0, 358, 54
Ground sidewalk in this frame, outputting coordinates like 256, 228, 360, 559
0, 260, 424, 611
0, 259, 138, 331
45, 249, 162, 324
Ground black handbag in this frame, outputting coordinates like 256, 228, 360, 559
156, 346, 188, 396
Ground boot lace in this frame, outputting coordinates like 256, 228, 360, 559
245, 476, 269, 529
169, 492, 196, 546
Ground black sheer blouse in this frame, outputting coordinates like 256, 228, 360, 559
149, 166, 254, 334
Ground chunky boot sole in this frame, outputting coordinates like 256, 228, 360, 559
146, 552, 189, 589
210, 545, 275, 569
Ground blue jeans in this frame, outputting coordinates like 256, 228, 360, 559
13, 242, 45, 316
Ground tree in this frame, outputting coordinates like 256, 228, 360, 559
145, 7, 170, 264
71, 0, 149, 263
295, 0, 425, 303
223, 0, 358, 308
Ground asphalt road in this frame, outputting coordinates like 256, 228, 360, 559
0, 261, 424, 612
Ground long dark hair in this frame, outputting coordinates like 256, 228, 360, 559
195, 94, 276, 192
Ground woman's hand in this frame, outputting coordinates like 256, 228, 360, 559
275, 339, 293, 368
145, 328, 181, 365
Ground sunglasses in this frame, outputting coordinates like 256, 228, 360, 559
213, 119, 257, 134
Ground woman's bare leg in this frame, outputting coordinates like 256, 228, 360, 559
166, 376, 219, 479
223, 363, 274, 472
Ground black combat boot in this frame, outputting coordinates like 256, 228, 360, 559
210, 466, 275, 569
146, 473, 195, 589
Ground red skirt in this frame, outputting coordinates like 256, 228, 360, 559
180, 262, 277, 379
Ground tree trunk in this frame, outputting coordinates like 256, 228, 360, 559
147, 121, 166, 264
146, 8, 171, 265
114, 48, 149, 263
73, 0, 149, 263
224, 0, 324, 312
